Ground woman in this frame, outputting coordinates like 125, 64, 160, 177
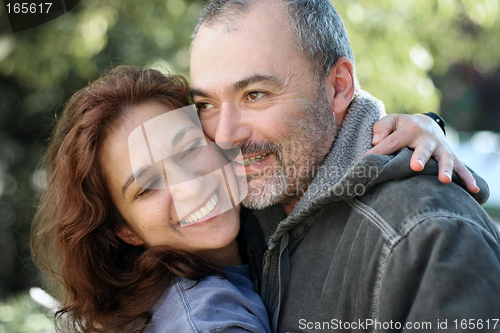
31, 65, 460, 333
32, 66, 269, 333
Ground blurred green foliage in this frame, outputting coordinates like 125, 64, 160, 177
0, 292, 54, 333
0, 0, 498, 314
336, 0, 500, 114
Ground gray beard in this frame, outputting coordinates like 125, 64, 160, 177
242, 90, 337, 210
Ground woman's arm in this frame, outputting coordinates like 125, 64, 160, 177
368, 113, 479, 193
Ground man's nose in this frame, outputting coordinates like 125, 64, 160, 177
214, 102, 252, 145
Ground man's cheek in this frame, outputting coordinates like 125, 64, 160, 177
200, 118, 218, 139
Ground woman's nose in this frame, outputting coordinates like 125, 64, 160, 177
169, 174, 204, 202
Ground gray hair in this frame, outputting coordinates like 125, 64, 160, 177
192, 0, 355, 81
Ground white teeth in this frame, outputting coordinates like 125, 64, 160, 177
181, 192, 219, 224
236, 153, 269, 166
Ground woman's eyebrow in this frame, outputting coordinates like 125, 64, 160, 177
122, 165, 155, 198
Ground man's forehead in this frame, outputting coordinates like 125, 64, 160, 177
191, 2, 293, 57
198, 1, 290, 37
198, 0, 286, 32
190, 3, 298, 91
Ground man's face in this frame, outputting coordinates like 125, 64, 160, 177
190, 2, 336, 211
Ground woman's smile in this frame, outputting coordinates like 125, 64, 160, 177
181, 190, 219, 225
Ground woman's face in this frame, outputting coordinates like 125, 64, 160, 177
99, 100, 242, 260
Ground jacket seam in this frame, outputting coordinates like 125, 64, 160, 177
176, 278, 200, 333
347, 198, 397, 333
370, 243, 391, 333
399, 211, 500, 245
348, 198, 397, 242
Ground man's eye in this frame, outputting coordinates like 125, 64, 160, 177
195, 102, 214, 113
246, 91, 266, 101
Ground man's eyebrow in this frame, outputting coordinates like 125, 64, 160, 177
190, 88, 211, 99
230, 74, 282, 94
122, 165, 155, 198
190, 74, 282, 99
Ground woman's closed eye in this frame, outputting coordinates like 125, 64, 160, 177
137, 177, 163, 198
178, 138, 204, 164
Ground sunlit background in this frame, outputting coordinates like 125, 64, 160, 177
0, 0, 499, 331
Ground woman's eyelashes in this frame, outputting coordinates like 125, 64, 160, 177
134, 137, 206, 200
136, 176, 164, 199
178, 138, 204, 164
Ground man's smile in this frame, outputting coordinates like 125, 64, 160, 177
236, 152, 271, 166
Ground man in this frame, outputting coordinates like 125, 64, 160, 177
190, 0, 500, 332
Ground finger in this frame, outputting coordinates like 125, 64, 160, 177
365, 129, 412, 156
410, 139, 436, 172
371, 114, 398, 145
453, 158, 480, 193
432, 147, 454, 184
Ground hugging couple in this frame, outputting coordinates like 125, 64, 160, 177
32, 0, 500, 332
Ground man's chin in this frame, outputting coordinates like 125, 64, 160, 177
241, 177, 289, 210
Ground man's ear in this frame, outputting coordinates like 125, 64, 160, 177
325, 57, 355, 125
116, 225, 144, 246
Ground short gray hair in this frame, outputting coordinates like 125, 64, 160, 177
192, 0, 355, 80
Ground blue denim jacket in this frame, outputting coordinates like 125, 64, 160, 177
145, 265, 271, 333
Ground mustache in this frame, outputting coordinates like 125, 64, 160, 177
216, 140, 283, 163
216, 143, 241, 162
239, 140, 283, 162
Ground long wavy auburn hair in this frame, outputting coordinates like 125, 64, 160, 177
31, 66, 221, 333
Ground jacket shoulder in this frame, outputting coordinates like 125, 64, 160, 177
353, 174, 499, 243
147, 274, 271, 333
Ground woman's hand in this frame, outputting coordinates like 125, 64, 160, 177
367, 114, 480, 193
